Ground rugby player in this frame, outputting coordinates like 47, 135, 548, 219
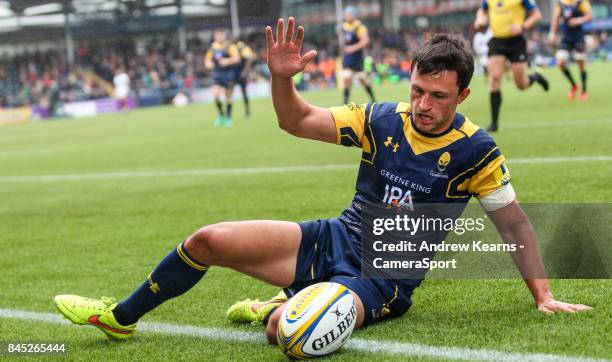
54, 18, 591, 344
205, 29, 241, 127
474, 0, 550, 132
548, 0, 593, 100
341, 6, 376, 105
233, 39, 255, 117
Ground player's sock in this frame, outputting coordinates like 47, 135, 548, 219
364, 84, 376, 102
489, 91, 501, 130
243, 97, 250, 117
561, 67, 576, 87
528, 72, 549, 91
262, 307, 278, 326
343, 88, 350, 104
241, 84, 250, 116
112, 241, 208, 326
226, 103, 233, 119
215, 100, 224, 117
580, 70, 587, 93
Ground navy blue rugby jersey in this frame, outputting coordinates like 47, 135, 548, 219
329, 102, 511, 232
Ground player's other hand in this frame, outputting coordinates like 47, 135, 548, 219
266, 17, 317, 79
568, 18, 582, 27
509, 24, 523, 36
537, 298, 592, 315
547, 33, 556, 45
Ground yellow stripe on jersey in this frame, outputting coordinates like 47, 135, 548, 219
468, 154, 511, 197
329, 103, 367, 147
485, 0, 536, 38
458, 119, 480, 137
342, 20, 362, 32
555, 0, 592, 17
237, 42, 254, 59
404, 118, 481, 155
398, 102, 482, 155
558, 0, 591, 12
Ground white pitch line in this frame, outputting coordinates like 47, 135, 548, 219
0, 308, 608, 362
509, 156, 612, 164
501, 118, 612, 130
0, 155, 611, 183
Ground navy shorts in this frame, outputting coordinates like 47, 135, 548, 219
560, 38, 586, 53
343, 55, 364, 72
285, 218, 419, 326
213, 70, 235, 88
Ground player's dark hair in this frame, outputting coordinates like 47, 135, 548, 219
411, 34, 474, 93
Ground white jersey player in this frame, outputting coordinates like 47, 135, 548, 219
473, 29, 493, 76
113, 68, 130, 110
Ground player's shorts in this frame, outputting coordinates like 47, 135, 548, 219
343, 55, 364, 72
233, 65, 247, 85
114, 87, 129, 99
557, 38, 586, 61
213, 70, 236, 88
488, 35, 527, 63
285, 218, 419, 326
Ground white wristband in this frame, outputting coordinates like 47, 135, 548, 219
479, 183, 516, 211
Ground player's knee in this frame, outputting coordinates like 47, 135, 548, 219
185, 223, 232, 262
489, 78, 501, 90
516, 80, 529, 90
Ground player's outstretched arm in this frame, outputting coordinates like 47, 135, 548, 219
548, 6, 560, 44
486, 200, 593, 314
523, 8, 542, 31
474, 8, 488, 30
267, 17, 337, 143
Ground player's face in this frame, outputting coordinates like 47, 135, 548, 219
214, 30, 226, 43
344, 12, 355, 22
410, 68, 470, 134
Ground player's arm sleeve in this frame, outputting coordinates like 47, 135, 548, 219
242, 46, 254, 59
522, 0, 537, 11
467, 144, 514, 211
357, 25, 368, 38
228, 45, 239, 58
480, 0, 489, 11
553, 3, 561, 17
205, 50, 212, 62
580, 0, 592, 14
328, 103, 368, 147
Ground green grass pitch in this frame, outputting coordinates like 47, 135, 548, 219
0, 62, 611, 361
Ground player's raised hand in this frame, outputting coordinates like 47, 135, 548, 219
266, 17, 317, 79
537, 299, 592, 315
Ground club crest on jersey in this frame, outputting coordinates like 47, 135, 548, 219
430, 152, 451, 179
384, 137, 400, 153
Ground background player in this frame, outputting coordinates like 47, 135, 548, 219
341, 6, 376, 104
548, 0, 593, 100
475, 0, 549, 132
205, 29, 241, 127
234, 39, 255, 117
54, 18, 590, 346
113, 66, 130, 111
473, 27, 493, 78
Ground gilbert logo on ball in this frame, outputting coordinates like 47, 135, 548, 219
277, 282, 356, 359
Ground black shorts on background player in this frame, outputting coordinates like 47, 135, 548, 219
488, 35, 528, 63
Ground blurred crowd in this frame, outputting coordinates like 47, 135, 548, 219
1, 24, 610, 111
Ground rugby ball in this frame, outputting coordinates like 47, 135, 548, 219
277, 282, 357, 359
